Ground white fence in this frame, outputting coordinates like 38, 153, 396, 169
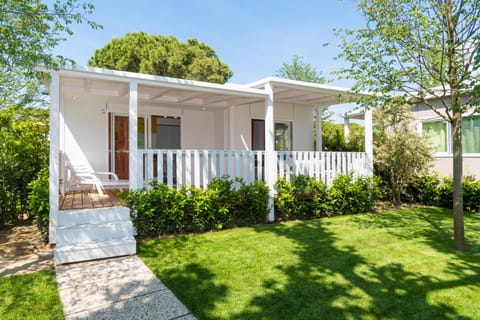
139, 149, 372, 189
277, 151, 370, 185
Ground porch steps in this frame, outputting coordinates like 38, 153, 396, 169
54, 207, 136, 265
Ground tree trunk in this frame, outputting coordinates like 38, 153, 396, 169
451, 111, 465, 251
445, 0, 465, 251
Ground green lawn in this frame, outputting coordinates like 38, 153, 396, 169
0, 269, 64, 320
139, 208, 480, 320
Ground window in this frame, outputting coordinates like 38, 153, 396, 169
423, 116, 480, 154
251, 119, 292, 151
275, 122, 291, 151
151, 116, 180, 149
423, 121, 448, 153
462, 116, 480, 153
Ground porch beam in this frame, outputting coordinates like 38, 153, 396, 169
49, 71, 60, 244
202, 94, 229, 105
364, 107, 373, 174
265, 82, 275, 222
129, 81, 139, 190
175, 92, 208, 103
316, 106, 323, 151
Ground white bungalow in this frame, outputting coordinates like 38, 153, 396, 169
41, 66, 373, 264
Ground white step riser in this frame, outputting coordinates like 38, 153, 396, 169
57, 222, 134, 244
55, 239, 136, 265
58, 207, 131, 226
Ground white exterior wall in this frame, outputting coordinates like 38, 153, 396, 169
63, 97, 109, 173
412, 99, 480, 178
229, 102, 314, 151
181, 109, 216, 149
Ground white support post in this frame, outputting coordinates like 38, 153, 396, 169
129, 81, 139, 190
316, 106, 323, 151
265, 82, 275, 222
344, 116, 350, 143
49, 71, 60, 244
364, 107, 374, 175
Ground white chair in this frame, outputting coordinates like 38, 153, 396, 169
66, 162, 126, 196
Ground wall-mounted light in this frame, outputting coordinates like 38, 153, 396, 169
201, 106, 207, 111
101, 103, 108, 115
72, 96, 78, 100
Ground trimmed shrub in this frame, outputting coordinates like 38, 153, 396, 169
275, 174, 379, 220
120, 176, 269, 237
403, 175, 441, 205
403, 175, 480, 213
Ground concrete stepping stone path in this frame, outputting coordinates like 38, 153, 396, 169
56, 255, 196, 320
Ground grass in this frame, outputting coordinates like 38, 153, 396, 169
0, 269, 64, 320
139, 207, 480, 319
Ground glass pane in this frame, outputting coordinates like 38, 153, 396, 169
462, 116, 480, 153
252, 119, 265, 150
423, 121, 447, 152
151, 116, 181, 149
138, 117, 145, 148
275, 122, 291, 151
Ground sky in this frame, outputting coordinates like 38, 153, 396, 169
52, 0, 365, 120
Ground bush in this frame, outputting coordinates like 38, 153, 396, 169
27, 167, 50, 242
235, 180, 270, 225
328, 173, 379, 215
403, 175, 480, 213
275, 174, 379, 220
120, 176, 269, 237
403, 175, 441, 205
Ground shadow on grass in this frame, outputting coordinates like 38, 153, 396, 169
350, 207, 480, 254
140, 209, 480, 319
227, 213, 478, 319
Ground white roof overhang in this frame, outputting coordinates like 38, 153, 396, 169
36, 66, 268, 108
247, 77, 371, 106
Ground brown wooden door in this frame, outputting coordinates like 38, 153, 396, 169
114, 116, 129, 180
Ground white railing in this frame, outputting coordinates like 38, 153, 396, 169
140, 149, 265, 188
277, 151, 370, 185
139, 149, 372, 189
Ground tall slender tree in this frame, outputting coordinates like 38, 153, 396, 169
336, 0, 480, 251
0, 0, 100, 107
276, 55, 327, 84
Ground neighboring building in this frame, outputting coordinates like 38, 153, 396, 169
344, 94, 480, 178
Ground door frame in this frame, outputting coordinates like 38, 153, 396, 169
109, 112, 147, 178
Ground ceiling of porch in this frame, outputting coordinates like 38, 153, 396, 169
248, 77, 368, 106
59, 71, 267, 108
53, 67, 369, 109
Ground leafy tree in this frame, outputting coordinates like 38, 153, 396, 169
276, 55, 327, 83
322, 122, 364, 151
374, 104, 433, 206
0, 107, 49, 228
336, 0, 480, 251
88, 32, 233, 84
0, 0, 100, 107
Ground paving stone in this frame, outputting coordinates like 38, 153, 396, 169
56, 256, 196, 320
69, 290, 193, 320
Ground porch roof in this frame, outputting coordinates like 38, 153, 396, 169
248, 77, 371, 106
37, 66, 269, 108
37, 66, 371, 108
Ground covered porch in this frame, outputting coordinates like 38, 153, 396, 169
45, 66, 373, 243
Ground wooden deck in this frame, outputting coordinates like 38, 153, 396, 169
59, 189, 124, 211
